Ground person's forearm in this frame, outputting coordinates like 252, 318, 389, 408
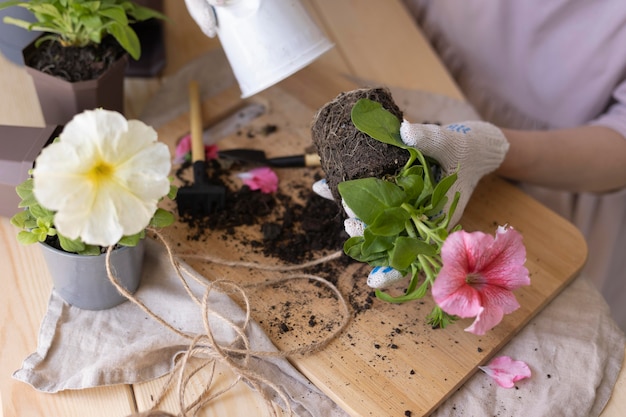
497, 125, 626, 193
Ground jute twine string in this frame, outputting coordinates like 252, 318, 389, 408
105, 228, 351, 417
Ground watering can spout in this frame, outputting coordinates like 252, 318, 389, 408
210, 0, 334, 98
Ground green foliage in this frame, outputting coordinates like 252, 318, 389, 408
341, 98, 461, 328
0, 0, 166, 60
426, 305, 458, 329
10, 176, 177, 256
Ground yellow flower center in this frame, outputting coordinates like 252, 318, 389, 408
87, 160, 114, 185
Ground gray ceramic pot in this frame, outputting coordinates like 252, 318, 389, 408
39, 239, 145, 310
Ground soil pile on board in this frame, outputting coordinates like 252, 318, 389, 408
310, 87, 410, 207
176, 157, 349, 266
175, 155, 378, 314
25, 37, 125, 82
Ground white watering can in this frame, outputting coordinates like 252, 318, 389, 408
186, 0, 334, 98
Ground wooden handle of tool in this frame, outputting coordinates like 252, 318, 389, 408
304, 153, 321, 167
189, 80, 204, 163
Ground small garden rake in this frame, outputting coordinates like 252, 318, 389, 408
177, 81, 225, 217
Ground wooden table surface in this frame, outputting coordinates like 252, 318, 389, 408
1, 1, 624, 416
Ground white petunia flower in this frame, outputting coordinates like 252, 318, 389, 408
32, 109, 172, 247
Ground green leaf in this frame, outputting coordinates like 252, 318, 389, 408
33, 227, 49, 241
107, 21, 140, 59
23, 217, 39, 230
410, 279, 431, 299
118, 231, 143, 247
403, 165, 424, 177
15, 177, 33, 198
365, 255, 391, 267
149, 208, 175, 228
10, 210, 31, 229
361, 228, 395, 257
343, 235, 390, 264
426, 306, 458, 329
424, 195, 447, 219
29, 203, 54, 221
99, 5, 129, 25
367, 207, 410, 236
343, 236, 365, 259
16, 230, 41, 245
58, 234, 86, 254
15, 178, 39, 208
168, 184, 178, 200
431, 172, 457, 210
350, 99, 404, 148
338, 178, 406, 225
389, 236, 419, 271
375, 278, 431, 303
396, 174, 424, 203
78, 245, 103, 256
443, 191, 461, 230
388, 237, 437, 271
128, 4, 167, 21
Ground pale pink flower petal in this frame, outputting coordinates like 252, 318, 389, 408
174, 135, 192, 164
478, 225, 530, 289
432, 225, 530, 335
464, 287, 521, 335
237, 167, 278, 193
478, 356, 531, 388
464, 305, 504, 335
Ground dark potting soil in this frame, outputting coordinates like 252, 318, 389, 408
311, 87, 410, 207
175, 158, 350, 265
25, 37, 126, 82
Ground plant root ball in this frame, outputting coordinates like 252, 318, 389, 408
311, 87, 409, 211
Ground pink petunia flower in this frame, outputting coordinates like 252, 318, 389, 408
237, 167, 279, 193
432, 225, 530, 335
478, 356, 532, 388
174, 134, 218, 164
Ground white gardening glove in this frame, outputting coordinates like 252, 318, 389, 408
400, 120, 509, 227
184, 0, 245, 37
312, 179, 406, 289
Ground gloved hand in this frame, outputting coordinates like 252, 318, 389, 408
400, 120, 509, 227
312, 120, 509, 290
184, 0, 224, 38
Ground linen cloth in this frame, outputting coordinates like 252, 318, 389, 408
14, 239, 349, 417
402, 0, 626, 332
13, 81, 625, 416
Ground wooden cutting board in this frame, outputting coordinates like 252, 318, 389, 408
156, 80, 587, 417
